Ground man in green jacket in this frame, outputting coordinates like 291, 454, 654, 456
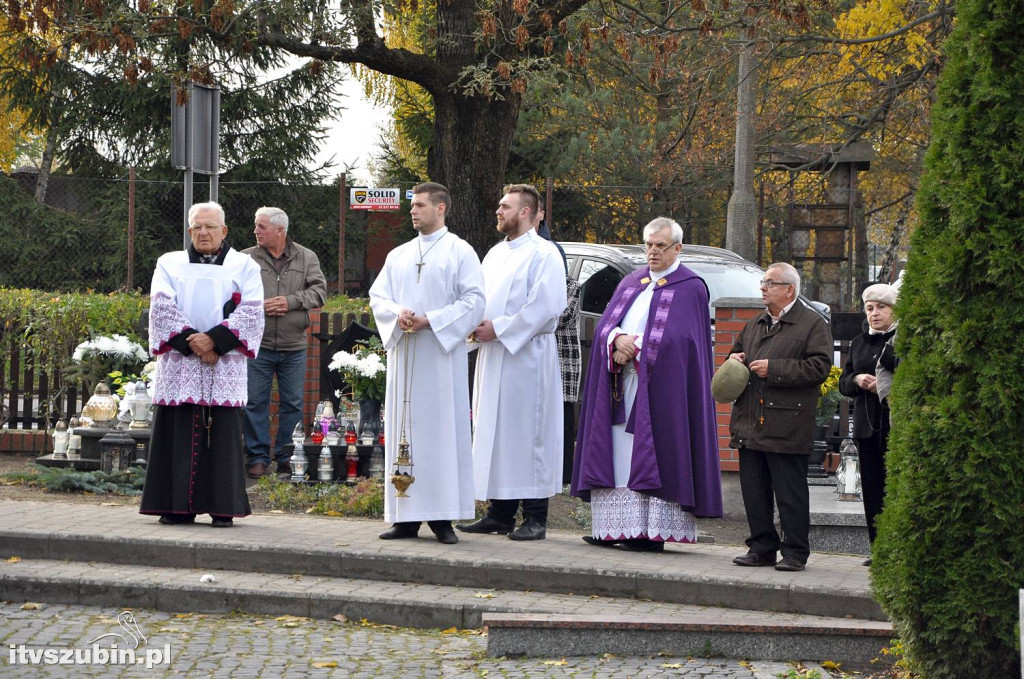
242, 207, 328, 479
727, 262, 832, 572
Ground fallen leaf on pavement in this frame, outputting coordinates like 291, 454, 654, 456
311, 660, 338, 668
441, 627, 458, 634
332, 614, 349, 623
543, 659, 568, 666
661, 663, 684, 669
473, 592, 495, 599
5, 556, 20, 563
20, 602, 43, 610
275, 615, 309, 622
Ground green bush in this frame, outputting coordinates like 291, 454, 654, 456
871, 1, 1024, 676
0, 288, 148, 419
2, 464, 145, 495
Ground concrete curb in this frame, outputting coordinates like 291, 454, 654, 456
484, 614, 893, 670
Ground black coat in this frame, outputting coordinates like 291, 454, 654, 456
839, 327, 896, 439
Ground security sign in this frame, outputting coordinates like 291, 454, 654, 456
350, 188, 400, 211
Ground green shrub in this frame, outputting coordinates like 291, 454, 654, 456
2, 464, 145, 495
0, 288, 148, 419
871, 1, 1024, 676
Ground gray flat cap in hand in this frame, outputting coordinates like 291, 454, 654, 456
712, 358, 750, 404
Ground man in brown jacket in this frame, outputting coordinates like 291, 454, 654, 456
727, 262, 832, 572
242, 207, 328, 480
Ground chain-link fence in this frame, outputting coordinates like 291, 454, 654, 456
1, 170, 384, 294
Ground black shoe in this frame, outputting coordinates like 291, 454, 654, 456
582, 536, 622, 547
158, 514, 196, 525
774, 556, 806, 572
428, 521, 458, 545
276, 462, 292, 479
455, 516, 515, 535
862, 557, 873, 567
508, 520, 546, 541
732, 551, 777, 567
210, 516, 234, 528
620, 538, 665, 552
379, 523, 420, 540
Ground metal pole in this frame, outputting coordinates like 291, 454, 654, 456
545, 176, 553, 227
338, 173, 347, 294
209, 88, 220, 202
127, 167, 136, 290
183, 85, 193, 250
183, 169, 193, 249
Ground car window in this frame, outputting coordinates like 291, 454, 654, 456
685, 262, 763, 304
578, 258, 624, 314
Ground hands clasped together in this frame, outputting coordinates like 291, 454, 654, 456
187, 333, 219, 366
399, 309, 429, 333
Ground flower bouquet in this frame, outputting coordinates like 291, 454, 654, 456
328, 338, 386, 402
69, 334, 150, 396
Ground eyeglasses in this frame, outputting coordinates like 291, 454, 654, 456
189, 224, 223, 233
643, 242, 677, 253
759, 279, 793, 289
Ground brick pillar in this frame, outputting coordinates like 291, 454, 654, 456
712, 297, 763, 473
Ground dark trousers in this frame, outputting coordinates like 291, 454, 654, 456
739, 448, 810, 563
857, 430, 889, 544
562, 402, 576, 485
488, 498, 550, 526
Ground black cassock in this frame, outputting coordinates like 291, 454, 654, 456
140, 404, 251, 518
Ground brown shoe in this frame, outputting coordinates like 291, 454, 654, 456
247, 462, 268, 479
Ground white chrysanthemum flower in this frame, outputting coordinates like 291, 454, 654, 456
328, 351, 359, 373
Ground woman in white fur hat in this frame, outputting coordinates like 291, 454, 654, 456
839, 283, 897, 566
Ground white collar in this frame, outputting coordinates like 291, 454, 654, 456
418, 226, 448, 243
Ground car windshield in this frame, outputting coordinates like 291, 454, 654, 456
684, 262, 764, 302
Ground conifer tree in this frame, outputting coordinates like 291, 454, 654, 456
872, 0, 1024, 675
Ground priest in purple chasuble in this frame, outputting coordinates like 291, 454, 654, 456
140, 201, 265, 528
571, 217, 722, 551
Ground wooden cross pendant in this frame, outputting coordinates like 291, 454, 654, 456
416, 261, 425, 282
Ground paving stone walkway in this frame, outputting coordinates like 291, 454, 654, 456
0, 602, 827, 678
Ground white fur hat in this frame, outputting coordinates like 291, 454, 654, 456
862, 283, 897, 307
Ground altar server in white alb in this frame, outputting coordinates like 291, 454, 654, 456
457, 184, 566, 541
140, 201, 264, 528
369, 182, 485, 544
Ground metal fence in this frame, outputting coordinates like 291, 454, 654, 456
1, 171, 380, 295
2, 170, 745, 295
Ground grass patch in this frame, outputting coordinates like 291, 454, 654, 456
257, 475, 384, 517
